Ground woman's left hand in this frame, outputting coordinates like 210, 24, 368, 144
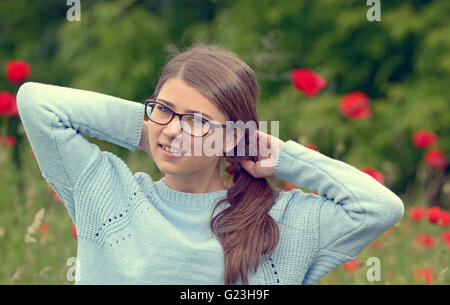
239, 130, 284, 178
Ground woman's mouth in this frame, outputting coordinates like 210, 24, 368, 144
159, 144, 185, 157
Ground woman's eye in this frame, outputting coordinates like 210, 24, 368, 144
192, 116, 204, 123
157, 105, 171, 113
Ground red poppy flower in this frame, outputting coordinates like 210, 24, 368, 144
424, 149, 448, 171
441, 231, 450, 246
388, 272, 397, 281
439, 210, 450, 227
304, 143, 318, 151
409, 207, 425, 221
281, 181, 297, 191
5, 60, 31, 83
340, 91, 371, 121
39, 223, 49, 236
52, 191, 61, 203
0, 90, 17, 116
412, 130, 438, 149
72, 223, 77, 239
47, 185, 61, 202
291, 68, 327, 97
1, 135, 17, 148
370, 240, 384, 250
7, 101, 18, 116
360, 167, 385, 184
414, 233, 435, 248
427, 206, 441, 224
343, 260, 359, 272
414, 267, 435, 284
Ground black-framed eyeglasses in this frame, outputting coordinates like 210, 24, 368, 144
144, 99, 227, 137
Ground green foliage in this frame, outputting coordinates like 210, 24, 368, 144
184, 0, 449, 201
56, 0, 168, 100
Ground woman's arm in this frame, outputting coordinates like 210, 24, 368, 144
17, 81, 145, 190
241, 133, 404, 251
241, 133, 404, 283
274, 140, 404, 283
138, 120, 153, 158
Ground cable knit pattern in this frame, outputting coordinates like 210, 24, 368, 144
16, 82, 404, 285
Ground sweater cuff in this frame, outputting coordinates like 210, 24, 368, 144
122, 102, 146, 151
273, 140, 309, 182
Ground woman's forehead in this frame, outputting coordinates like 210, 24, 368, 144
158, 78, 227, 121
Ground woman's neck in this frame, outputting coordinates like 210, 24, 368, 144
162, 162, 227, 194
163, 175, 227, 194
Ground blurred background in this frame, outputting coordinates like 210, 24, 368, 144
0, 0, 449, 284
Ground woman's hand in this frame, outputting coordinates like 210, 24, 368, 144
239, 130, 284, 178
139, 120, 153, 158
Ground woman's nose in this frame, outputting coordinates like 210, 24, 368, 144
163, 116, 183, 137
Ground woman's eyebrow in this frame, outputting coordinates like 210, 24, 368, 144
156, 98, 213, 120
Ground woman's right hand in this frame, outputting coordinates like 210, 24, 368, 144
139, 120, 153, 158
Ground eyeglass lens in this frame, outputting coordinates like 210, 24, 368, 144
147, 103, 210, 136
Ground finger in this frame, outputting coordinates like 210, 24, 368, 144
240, 159, 259, 177
257, 132, 276, 159
257, 130, 283, 156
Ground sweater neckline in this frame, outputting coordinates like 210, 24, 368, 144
153, 178, 229, 213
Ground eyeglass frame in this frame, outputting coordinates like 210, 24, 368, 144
144, 99, 228, 137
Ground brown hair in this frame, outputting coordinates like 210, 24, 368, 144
151, 44, 280, 284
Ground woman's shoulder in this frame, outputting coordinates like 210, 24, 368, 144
269, 188, 323, 224
74, 150, 150, 201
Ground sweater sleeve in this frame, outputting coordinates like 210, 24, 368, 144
16, 82, 145, 221
273, 140, 404, 284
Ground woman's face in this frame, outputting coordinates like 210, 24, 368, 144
148, 77, 229, 177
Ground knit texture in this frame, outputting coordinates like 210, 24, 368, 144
16, 82, 404, 285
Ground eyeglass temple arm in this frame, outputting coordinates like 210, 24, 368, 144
209, 122, 227, 128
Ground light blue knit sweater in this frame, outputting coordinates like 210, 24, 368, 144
16, 82, 404, 285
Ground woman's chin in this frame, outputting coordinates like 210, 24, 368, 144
155, 161, 185, 175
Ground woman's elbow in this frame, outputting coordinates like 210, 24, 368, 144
17, 82, 38, 109
385, 197, 405, 227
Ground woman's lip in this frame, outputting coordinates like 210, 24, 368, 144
159, 143, 185, 152
159, 144, 185, 157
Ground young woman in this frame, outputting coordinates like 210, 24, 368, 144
17, 44, 403, 285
